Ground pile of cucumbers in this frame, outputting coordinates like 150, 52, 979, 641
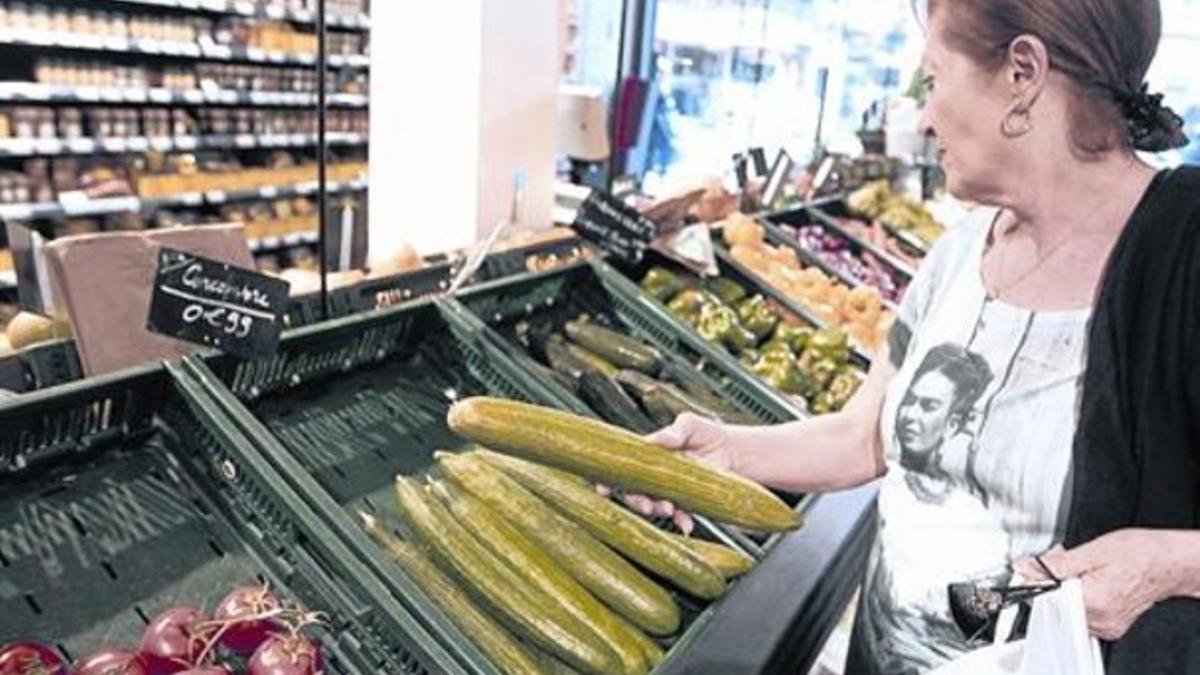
362, 398, 797, 675
641, 267, 862, 414
521, 314, 757, 434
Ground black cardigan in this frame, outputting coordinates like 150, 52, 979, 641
1067, 165, 1200, 674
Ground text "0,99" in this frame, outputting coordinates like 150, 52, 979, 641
182, 303, 254, 338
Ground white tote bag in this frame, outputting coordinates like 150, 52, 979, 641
930, 578, 1106, 675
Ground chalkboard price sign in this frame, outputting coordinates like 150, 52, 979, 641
571, 190, 659, 264
147, 247, 289, 359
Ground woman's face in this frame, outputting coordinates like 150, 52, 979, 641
897, 370, 957, 455
919, 11, 1017, 201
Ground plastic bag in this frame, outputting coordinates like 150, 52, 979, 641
931, 578, 1105, 675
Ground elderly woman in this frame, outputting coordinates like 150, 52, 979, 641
637, 0, 1199, 672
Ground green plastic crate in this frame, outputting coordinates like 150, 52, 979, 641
183, 296, 775, 675
458, 258, 802, 426
0, 363, 465, 674
448, 260, 823, 554
601, 246, 873, 403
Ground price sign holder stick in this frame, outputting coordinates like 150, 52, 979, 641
316, 0, 330, 320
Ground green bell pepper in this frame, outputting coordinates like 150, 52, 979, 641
697, 304, 756, 353
806, 327, 851, 364
736, 295, 780, 341
750, 351, 811, 395
704, 276, 748, 305
641, 266, 686, 302
826, 369, 863, 410
759, 338, 797, 359
772, 323, 813, 353
805, 357, 841, 394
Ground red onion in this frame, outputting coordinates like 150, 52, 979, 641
0, 642, 67, 675
212, 585, 285, 655
138, 607, 212, 675
73, 648, 147, 675
247, 634, 324, 675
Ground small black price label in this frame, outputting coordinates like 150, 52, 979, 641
571, 190, 657, 264
147, 248, 289, 359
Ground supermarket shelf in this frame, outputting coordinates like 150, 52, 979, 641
0, 82, 368, 107
772, 205, 917, 281
106, 0, 371, 30
0, 177, 368, 221
0, 28, 369, 69
755, 216, 901, 314
247, 229, 317, 252
0, 133, 367, 157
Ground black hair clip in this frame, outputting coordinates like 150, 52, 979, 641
1110, 83, 1189, 152
948, 556, 1062, 644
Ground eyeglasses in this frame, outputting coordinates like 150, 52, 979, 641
948, 556, 1062, 644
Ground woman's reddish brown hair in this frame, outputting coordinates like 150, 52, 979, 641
925, 0, 1163, 156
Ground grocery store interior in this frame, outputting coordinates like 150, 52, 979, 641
1, 1, 1198, 674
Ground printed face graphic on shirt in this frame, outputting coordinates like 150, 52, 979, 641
894, 343, 994, 495
897, 370, 957, 460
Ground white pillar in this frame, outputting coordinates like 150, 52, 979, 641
369, 2, 560, 262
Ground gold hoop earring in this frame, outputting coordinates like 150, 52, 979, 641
1001, 109, 1032, 137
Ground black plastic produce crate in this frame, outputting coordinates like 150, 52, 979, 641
181, 296, 807, 674
285, 237, 588, 328
0, 339, 82, 395
600, 247, 872, 404
766, 201, 916, 287
0, 363, 467, 674
458, 258, 802, 426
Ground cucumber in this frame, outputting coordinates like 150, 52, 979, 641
478, 450, 726, 600
392, 476, 623, 674
564, 342, 621, 378
616, 369, 737, 426
359, 512, 546, 675
674, 535, 755, 578
435, 452, 682, 636
447, 397, 800, 533
541, 334, 590, 379
429, 479, 650, 675
565, 318, 662, 374
579, 371, 659, 434
658, 361, 758, 425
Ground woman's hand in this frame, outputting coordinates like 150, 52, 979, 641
597, 413, 736, 535
1018, 529, 1193, 641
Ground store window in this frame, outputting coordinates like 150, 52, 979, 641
1148, 0, 1200, 165
645, 0, 922, 185
563, 0, 625, 94
642, 0, 1200, 183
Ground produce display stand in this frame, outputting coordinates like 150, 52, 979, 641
170, 293, 873, 675
179, 296, 748, 673
0, 362, 468, 674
